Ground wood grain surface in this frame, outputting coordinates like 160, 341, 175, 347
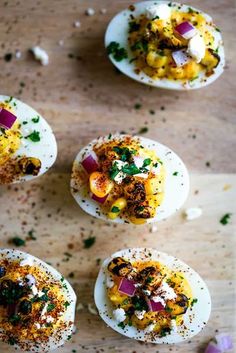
0, 1, 235, 353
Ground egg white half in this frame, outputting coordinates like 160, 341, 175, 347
70, 134, 190, 224
0, 95, 57, 183
0, 248, 76, 352
105, 1, 225, 90
94, 248, 211, 344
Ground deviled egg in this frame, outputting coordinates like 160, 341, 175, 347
0, 248, 76, 351
0, 95, 57, 184
71, 134, 189, 224
105, 1, 224, 89
94, 248, 211, 343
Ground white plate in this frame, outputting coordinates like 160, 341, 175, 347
71, 134, 190, 224
105, 1, 225, 90
94, 248, 211, 344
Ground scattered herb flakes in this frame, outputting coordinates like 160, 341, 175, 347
108, 133, 112, 139
111, 206, 120, 213
26, 130, 40, 142
173, 171, 178, 176
220, 213, 232, 225
117, 322, 126, 329
10, 237, 25, 247
22, 121, 28, 125
134, 103, 142, 110
64, 301, 70, 308
28, 229, 36, 240
122, 163, 140, 176
215, 27, 221, 32
83, 236, 96, 249
32, 115, 40, 123
138, 126, 148, 134
107, 41, 128, 62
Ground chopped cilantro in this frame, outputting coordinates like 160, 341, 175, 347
26, 130, 40, 142
220, 213, 232, 225
22, 121, 28, 125
109, 162, 120, 180
138, 126, 148, 134
142, 158, 151, 168
188, 7, 194, 13
215, 27, 221, 32
111, 206, 120, 213
132, 296, 148, 311
10, 237, 25, 247
113, 146, 135, 162
107, 41, 128, 61
191, 298, 198, 307
173, 171, 178, 176
128, 21, 140, 33
122, 163, 140, 176
32, 115, 40, 123
165, 306, 173, 313
117, 322, 126, 329
64, 301, 70, 308
83, 236, 96, 249
146, 276, 154, 284
159, 326, 171, 337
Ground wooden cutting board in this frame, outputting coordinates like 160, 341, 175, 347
0, 0, 235, 352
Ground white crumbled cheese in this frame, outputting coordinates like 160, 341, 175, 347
187, 33, 205, 63
20, 256, 34, 267
31, 285, 38, 296
35, 323, 41, 329
112, 160, 127, 184
142, 289, 151, 296
133, 156, 150, 179
74, 20, 81, 28
76, 302, 84, 311
38, 290, 46, 297
145, 323, 156, 332
106, 275, 115, 288
151, 281, 177, 306
41, 304, 48, 317
15, 49, 22, 59
134, 282, 142, 288
46, 316, 54, 323
184, 207, 202, 221
146, 4, 171, 20
113, 308, 126, 322
171, 319, 178, 333
100, 8, 107, 14
85, 8, 95, 16
31, 46, 49, 66
135, 310, 146, 320
88, 303, 98, 315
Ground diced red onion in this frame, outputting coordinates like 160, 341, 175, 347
25, 274, 36, 287
91, 193, 108, 204
172, 50, 191, 67
0, 108, 17, 129
118, 278, 136, 297
175, 21, 196, 39
215, 333, 233, 351
147, 299, 165, 312
205, 342, 221, 353
81, 151, 98, 174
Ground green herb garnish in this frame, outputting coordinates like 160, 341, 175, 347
32, 115, 40, 123
10, 237, 25, 247
47, 303, 56, 312
173, 171, 178, 176
138, 126, 148, 134
191, 298, 198, 307
111, 206, 120, 213
220, 213, 232, 225
83, 236, 96, 249
107, 41, 128, 61
117, 322, 126, 329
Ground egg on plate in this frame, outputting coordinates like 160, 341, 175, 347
105, 1, 224, 89
71, 133, 189, 225
0, 95, 57, 184
94, 248, 211, 343
0, 248, 76, 351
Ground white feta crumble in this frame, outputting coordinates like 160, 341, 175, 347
170, 319, 178, 333
35, 322, 41, 329
151, 281, 177, 305
142, 289, 151, 296
31, 285, 38, 296
113, 308, 126, 322
74, 20, 81, 28
106, 275, 115, 288
88, 303, 98, 315
46, 316, 54, 323
20, 256, 34, 267
41, 304, 48, 317
112, 160, 127, 184
145, 323, 156, 332
146, 4, 171, 20
85, 8, 95, 16
135, 310, 146, 320
187, 33, 206, 63
31, 46, 49, 66
184, 207, 202, 221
